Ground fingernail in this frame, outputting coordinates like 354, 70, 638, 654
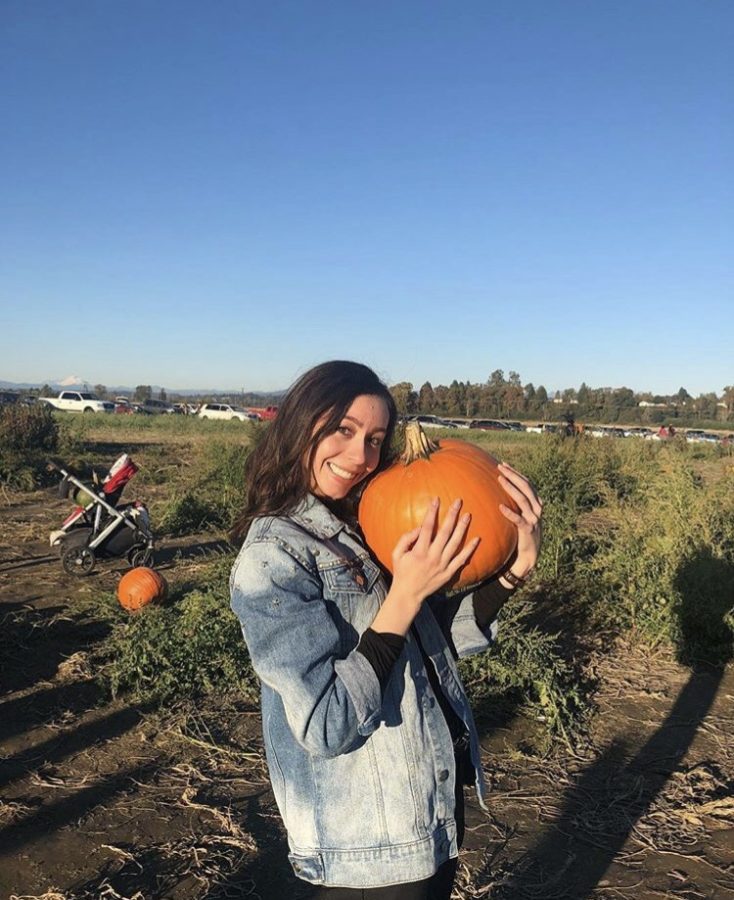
462, 513, 471, 523
432, 497, 439, 507
452, 499, 462, 509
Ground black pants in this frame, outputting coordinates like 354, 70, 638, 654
308, 857, 458, 900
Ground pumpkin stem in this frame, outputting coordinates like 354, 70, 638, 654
402, 422, 439, 464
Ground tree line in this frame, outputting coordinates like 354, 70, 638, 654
388, 371, 734, 425
31, 375, 734, 426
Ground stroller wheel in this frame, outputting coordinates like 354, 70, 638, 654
62, 545, 96, 576
128, 547, 154, 568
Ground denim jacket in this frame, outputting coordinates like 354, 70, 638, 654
229, 494, 497, 888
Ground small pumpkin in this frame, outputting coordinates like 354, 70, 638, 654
117, 566, 167, 611
358, 422, 519, 593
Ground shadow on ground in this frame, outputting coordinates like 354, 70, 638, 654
0, 600, 111, 695
480, 551, 734, 899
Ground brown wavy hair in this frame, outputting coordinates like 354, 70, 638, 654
230, 361, 398, 545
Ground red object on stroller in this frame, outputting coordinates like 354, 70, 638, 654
103, 455, 139, 495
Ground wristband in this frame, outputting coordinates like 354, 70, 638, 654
501, 568, 528, 589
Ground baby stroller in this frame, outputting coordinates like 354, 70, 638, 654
49, 453, 155, 576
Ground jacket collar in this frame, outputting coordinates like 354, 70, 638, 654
289, 493, 349, 540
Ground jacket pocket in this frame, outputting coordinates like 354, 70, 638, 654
311, 739, 390, 848
321, 555, 380, 595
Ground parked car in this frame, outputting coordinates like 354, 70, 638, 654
407, 415, 457, 429
589, 426, 624, 438
685, 430, 720, 444
469, 419, 509, 431
140, 398, 176, 415
443, 418, 471, 429
245, 405, 279, 421
623, 427, 654, 438
197, 403, 259, 422
40, 391, 115, 413
504, 421, 525, 432
0, 391, 19, 406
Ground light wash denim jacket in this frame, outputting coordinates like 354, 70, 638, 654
229, 494, 497, 888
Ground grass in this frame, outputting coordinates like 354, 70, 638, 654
57, 409, 267, 443
93, 554, 260, 705
580, 457, 734, 666
0, 404, 60, 489
34, 416, 734, 745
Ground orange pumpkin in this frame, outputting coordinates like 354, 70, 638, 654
358, 422, 519, 593
117, 566, 167, 611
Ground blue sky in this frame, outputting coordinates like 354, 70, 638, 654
2, 1, 732, 395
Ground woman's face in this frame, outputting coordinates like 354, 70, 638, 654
310, 394, 390, 501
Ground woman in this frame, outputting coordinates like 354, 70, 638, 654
230, 361, 542, 898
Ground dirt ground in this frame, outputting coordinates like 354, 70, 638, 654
1, 488, 733, 900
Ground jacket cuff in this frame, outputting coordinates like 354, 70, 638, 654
452, 593, 499, 658
334, 649, 384, 736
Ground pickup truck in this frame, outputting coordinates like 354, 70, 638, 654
40, 391, 115, 413
245, 405, 278, 421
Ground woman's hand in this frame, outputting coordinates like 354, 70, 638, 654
497, 462, 543, 584
391, 498, 479, 601
372, 499, 479, 636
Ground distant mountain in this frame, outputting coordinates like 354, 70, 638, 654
0, 378, 286, 398
0, 380, 39, 390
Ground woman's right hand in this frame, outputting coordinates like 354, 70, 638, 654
372, 498, 479, 636
392, 498, 479, 600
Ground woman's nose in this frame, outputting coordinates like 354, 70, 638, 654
349, 442, 367, 465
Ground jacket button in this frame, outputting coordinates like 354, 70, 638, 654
439, 769, 449, 782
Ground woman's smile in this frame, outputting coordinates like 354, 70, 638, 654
327, 461, 362, 481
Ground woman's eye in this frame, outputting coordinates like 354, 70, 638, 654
369, 437, 383, 448
338, 426, 352, 436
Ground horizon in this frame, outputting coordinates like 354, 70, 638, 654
0, 372, 727, 401
2, 2, 732, 395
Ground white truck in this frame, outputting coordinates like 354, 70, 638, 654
40, 391, 115, 413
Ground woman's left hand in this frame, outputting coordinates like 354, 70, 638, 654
497, 462, 543, 584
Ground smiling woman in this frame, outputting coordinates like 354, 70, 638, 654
228, 360, 543, 897
310, 395, 389, 500
229, 362, 399, 540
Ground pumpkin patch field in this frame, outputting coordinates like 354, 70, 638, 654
1, 413, 733, 899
